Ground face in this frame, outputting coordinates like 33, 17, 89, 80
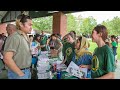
20, 19, 32, 34
75, 40, 80, 49
6, 26, 12, 36
92, 30, 100, 42
66, 35, 73, 43
6, 26, 10, 35
37, 36, 40, 41
42, 31, 44, 35
111, 37, 115, 42
51, 36, 56, 40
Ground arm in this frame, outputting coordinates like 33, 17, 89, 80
57, 40, 63, 52
62, 35, 67, 41
95, 72, 114, 79
79, 65, 91, 69
61, 56, 67, 64
3, 52, 24, 76
46, 38, 50, 46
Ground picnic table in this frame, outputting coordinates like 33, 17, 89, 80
37, 51, 79, 79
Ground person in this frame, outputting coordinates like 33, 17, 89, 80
0, 34, 4, 55
1, 33, 7, 41
1, 24, 17, 54
40, 31, 48, 51
3, 14, 32, 79
105, 38, 112, 48
115, 36, 119, 63
0, 34, 4, 70
72, 36, 93, 78
29, 35, 34, 48
6, 24, 17, 36
91, 25, 115, 79
61, 33, 75, 66
111, 35, 118, 57
56, 33, 62, 41
29, 34, 40, 79
1, 24, 17, 70
70, 31, 76, 40
48, 34, 63, 60
31, 34, 41, 68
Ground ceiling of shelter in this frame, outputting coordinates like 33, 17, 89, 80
0, 11, 77, 23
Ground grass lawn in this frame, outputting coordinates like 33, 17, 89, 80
88, 39, 120, 60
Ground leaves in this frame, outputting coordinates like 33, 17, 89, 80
102, 16, 120, 35
32, 16, 53, 33
32, 13, 120, 36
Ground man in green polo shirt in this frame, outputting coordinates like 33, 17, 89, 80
3, 14, 32, 79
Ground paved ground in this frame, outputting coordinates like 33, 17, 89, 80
115, 60, 120, 79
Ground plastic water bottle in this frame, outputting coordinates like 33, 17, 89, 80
87, 70, 91, 78
49, 71, 53, 79
57, 69, 61, 79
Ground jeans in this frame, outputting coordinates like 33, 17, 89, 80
8, 69, 31, 79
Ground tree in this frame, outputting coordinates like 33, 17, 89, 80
67, 14, 78, 33
110, 16, 120, 35
79, 16, 97, 35
102, 16, 120, 35
32, 16, 53, 33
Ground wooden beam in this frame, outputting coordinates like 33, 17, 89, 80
1, 11, 10, 23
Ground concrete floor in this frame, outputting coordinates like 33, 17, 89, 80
115, 60, 120, 79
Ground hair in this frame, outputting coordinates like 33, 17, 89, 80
6, 24, 16, 30
70, 31, 76, 40
93, 24, 108, 42
0, 34, 2, 39
29, 35, 33, 38
105, 38, 112, 48
51, 34, 57, 38
70, 31, 76, 35
77, 36, 82, 49
33, 34, 40, 41
16, 14, 32, 30
68, 32, 74, 39
56, 33, 61, 39
111, 35, 116, 39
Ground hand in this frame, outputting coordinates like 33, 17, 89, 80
60, 62, 64, 65
18, 72, 25, 77
79, 65, 88, 68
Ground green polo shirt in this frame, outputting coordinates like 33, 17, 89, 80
4, 30, 32, 69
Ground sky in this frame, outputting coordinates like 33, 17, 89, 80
72, 11, 120, 24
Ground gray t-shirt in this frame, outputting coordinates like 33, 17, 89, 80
4, 30, 32, 69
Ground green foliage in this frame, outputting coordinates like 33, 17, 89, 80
117, 43, 120, 60
66, 14, 78, 33
32, 16, 53, 33
32, 13, 120, 36
67, 14, 97, 36
102, 16, 120, 35
79, 16, 97, 35
89, 40, 97, 53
